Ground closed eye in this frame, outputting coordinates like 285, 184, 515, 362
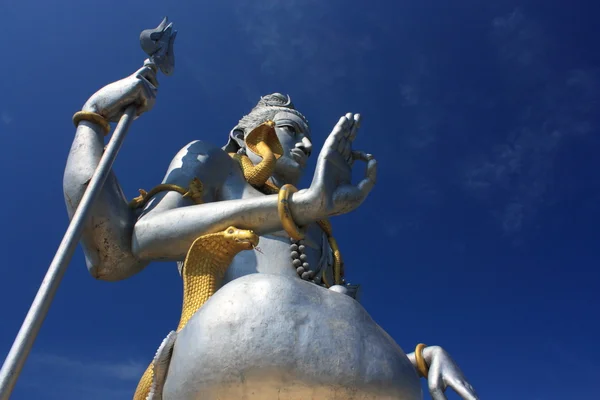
279, 124, 297, 136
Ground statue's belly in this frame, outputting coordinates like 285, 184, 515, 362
163, 274, 422, 400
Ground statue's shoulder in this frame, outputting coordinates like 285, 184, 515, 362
172, 140, 230, 162
165, 140, 235, 189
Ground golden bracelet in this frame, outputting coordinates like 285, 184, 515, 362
277, 184, 305, 240
415, 343, 429, 378
72, 111, 111, 135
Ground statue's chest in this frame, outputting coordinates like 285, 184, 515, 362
220, 174, 333, 286
223, 223, 331, 286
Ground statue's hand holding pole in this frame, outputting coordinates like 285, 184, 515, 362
80, 62, 158, 123
0, 17, 176, 400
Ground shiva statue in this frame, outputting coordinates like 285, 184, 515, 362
62, 25, 479, 400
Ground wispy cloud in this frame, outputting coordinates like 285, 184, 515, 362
1, 110, 13, 125
464, 8, 600, 238
19, 353, 145, 400
231, 0, 372, 94
30, 353, 145, 380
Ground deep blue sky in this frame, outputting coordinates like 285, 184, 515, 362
1, 0, 599, 399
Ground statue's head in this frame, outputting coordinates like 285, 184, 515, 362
224, 93, 312, 186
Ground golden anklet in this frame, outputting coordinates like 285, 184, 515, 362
415, 343, 429, 378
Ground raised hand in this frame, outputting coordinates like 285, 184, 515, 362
81, 63, 159, 122
305, 113, 377, 219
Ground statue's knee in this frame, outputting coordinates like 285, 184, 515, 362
328, 284, 361, 301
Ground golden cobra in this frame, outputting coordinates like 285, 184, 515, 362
133, 226, 259, 400
228, 119, 284, 193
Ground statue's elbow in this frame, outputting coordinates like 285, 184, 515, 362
81, 250, 147, 282
86, 262, 119, 282
131, 219, 153, 261
77, 218, 149, 281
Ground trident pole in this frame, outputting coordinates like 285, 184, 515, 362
0, 17, 176, 399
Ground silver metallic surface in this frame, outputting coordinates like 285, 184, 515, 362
140, 16, 177, 76
0, 106, 137, 400
54, 23, 479, 399
164, 273, 422, 400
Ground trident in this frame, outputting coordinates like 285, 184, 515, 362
0, 17, 177, 399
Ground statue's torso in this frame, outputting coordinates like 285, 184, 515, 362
164, 274, 422, 400
217, 159, 333, 286
162, 149, 421, 399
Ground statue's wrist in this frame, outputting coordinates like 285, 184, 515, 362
81, 100, 101, 115
289, 189, 319, 226
422, 345, 439, 364
73, 109, 111, 136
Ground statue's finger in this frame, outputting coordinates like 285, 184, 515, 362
348, 113, 361, 142
429, 389, 448, 400
342, 143, 352, 163
357, 161, 377, 197
345, 112, 354, 124
343, 112, 354, 138
337, 137, 347, 154
328, 116, 351, 145
447, 380, 479, 400
366, 158, 377, 182
351, 150, 374, 162
135, 65, 158, 85
134, 64, 152, 77
369, 158, 377, 180
139, 75, 158, 97
143, 70, 159, 88
428, 376, 448, 400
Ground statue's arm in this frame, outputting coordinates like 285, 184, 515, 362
63, 122, 148, 280
63, 64, 159, 281
133, 112, 381, 262
131, 140, 316, 262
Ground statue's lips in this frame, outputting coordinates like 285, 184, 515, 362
289, 148, 307, 167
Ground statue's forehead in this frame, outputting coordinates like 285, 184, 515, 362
273, 111, 310, 138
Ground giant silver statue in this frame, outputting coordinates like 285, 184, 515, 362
61, 19, 479, 400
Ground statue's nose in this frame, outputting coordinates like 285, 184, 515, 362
296, 138, 312, 157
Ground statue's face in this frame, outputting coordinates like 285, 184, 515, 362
246, 111, 312, 186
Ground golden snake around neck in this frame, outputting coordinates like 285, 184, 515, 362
228, 120, 284, 193
133, 227, 259, 400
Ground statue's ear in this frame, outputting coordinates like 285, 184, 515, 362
223, 127, 245, 153
231, 128, 245, 148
